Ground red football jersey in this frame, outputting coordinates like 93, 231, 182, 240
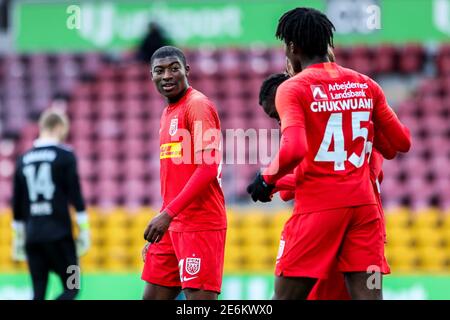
159, 87, 226, 232
275, 62, 409, 213
370, 150, 384, 189
275, 148, 384, 197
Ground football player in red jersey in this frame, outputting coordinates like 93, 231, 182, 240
141, 46, 226, 300
258, 71, 394, 300
247, 8, 411, 299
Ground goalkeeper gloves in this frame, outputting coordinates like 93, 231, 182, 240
12, 221, 26, 262
247, 172, 275, 202
75, 212, 91, 257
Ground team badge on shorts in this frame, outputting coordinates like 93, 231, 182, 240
185, 257, 201, 275
169, 118, 178, 136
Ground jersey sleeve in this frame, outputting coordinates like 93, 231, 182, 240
11, 158, 24, 221
279, 190, 295, 202
261, 80, 308, 184
262, 126, 307, 185
275, 79, 306, 132
373, 129, 397, 160
164, 150, 219, 218
186, 98, 221, 155
274, 173, 296, 191
371, 80, 412, 152
67, 153, 86, 213
369, 150, 384, 184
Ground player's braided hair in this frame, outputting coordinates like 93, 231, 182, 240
276, 7, 335, 59
150, 46, 187, 67
259, 73, 290, 106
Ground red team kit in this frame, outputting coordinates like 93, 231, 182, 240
143, 62, 411, 298
142, 87, 226, 293
263, 62, 410, 298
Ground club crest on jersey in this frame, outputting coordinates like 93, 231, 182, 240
169, 118, 178, 136
185, 257, 201, 275
310, 85, 328, 101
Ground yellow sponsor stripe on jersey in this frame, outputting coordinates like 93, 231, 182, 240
160, 142, 182, 159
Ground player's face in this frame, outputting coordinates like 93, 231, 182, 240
151, 56, 190, 101
261, 91, 280, 123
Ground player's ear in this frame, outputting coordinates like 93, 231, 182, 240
288, 42, 296, 55
185, 64, 190, 77
149, 66, 155, 79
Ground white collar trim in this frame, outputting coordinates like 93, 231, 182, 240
33, 138, 59, 148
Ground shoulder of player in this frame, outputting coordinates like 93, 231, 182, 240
277, 75, 309, 95
55, 145, 79, 162
161, 106, 169, 118
56, 143, 74, 152
18, 145, 76, 167
186, 88, 216, 112
338, 64, 377, 84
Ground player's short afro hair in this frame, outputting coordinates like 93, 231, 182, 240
150, 46, 187, 67
259, 73, 290, 106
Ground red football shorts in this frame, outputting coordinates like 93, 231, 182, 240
275, 204, 388, 280
141, 229, 226, 293
307, 261, 351, 300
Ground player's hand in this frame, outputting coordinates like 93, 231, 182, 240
11, 221, 26, 262
76, 229, 91, 257
12, 236, 26, 262
142, 242, 151, 262
75, 212, 91, 257
144, 211, 172, 244
246, 172, 275, 202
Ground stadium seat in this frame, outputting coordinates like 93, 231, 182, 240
411, 208, 442, 228
242, 225, 272, 246
224, 245, 246, 273
374, 44, 397, 73
80, 246, 103, 271
385, 246, 419, 272
226, 210, 242, 229
0, 254, 15, 272
123, 180, 152, 207
244, 243, 274, 271
128, 208, 156, 231
89, 226, 103, 247
2, 46, 450, 273
267, 225, 283, 246
102, 209, 130, 227
240, 211, 270, 228
0, 244, 10, 261
103, 246, 130, 271
226, 227, 243, 247
273, 210, 291, 228
417, 246, 449, 271
386, 228, 414, 247
413, 227, 445, 247
385, 208, 412, 229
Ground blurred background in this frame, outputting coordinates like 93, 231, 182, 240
0, 0, 449, 299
